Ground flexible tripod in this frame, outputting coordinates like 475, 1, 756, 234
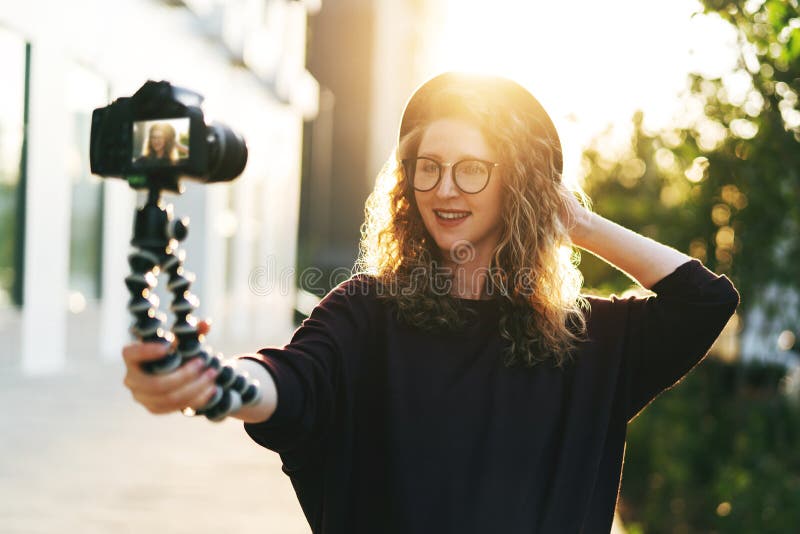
126, 187, 261, 421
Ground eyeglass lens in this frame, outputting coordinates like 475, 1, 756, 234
411, 158, 490, 193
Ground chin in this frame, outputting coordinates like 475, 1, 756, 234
431, 234, 469, 260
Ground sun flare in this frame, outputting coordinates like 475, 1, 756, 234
419, 0, 738, 185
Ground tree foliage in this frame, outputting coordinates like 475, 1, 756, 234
578, 0, 800, 531
580, 0, 800, 318
622, 360, 800, 534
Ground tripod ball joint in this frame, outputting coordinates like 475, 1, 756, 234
126, 188, 262, 422
141, 348, 182, 375
169, 217, 189, 242
188, 355, 263, 422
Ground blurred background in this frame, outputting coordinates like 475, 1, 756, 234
0, 0, 798, 532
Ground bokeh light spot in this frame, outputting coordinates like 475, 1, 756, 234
716, 501, 732, 517
712, 203, 732, 226
655, 148, 677, 171
689, 238, 708, 262
685, 156, 710, 182
777, 330, 796, 352
730, 118, 759, 139
68, 291, 87, 314
715, 226, 735, 249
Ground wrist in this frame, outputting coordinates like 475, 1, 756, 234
570, 211, 598, 249
232, 357, 278, 424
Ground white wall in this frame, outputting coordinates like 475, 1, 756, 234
1, 0, 316, 373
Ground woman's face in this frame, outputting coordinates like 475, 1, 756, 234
149, 129, 166, 154
413, 118, 505, 265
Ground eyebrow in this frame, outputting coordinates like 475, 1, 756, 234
417, 152, 489, 161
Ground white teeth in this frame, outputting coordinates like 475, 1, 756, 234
435, 210, 469, 220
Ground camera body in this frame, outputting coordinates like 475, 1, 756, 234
90, 80, 247, 191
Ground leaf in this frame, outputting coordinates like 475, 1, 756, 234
788, 29, 800, 61
765, 0, 788, 32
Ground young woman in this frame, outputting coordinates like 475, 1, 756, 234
123, 72, 740, 533
136, 122, 181, 164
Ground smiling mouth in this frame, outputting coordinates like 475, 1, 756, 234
434, 209, 471, 220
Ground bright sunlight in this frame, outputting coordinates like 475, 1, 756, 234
418, 0, 740, 185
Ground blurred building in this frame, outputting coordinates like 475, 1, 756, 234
297, 0, 437, 291
0, 0, 319, 374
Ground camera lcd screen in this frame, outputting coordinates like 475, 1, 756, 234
132, 118, 190, 166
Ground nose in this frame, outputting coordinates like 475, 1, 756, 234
435, 165, 459, 199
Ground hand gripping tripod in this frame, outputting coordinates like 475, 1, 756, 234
126, 186, 261, 421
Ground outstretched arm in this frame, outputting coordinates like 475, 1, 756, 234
122, 318, 278, 423
560, 188, 693, 289
232, 358, 278, 423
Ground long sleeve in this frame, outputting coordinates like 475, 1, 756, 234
619, 258, 740, 422
241, 276, 375, 455
237, 266, 732, 531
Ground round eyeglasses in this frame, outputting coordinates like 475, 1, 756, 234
402, 157, 500, 194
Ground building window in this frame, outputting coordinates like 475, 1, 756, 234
0, 28, 28, 308
66, 63, 108, 310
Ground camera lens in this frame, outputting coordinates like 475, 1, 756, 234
206, 123, 248, 182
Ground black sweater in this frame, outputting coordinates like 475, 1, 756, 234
242, 259, 740, 533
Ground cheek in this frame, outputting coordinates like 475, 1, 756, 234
481, 179, 505, 215
487, 197, 505, 227
412, 192, 427, 222
413, 191, 431, 214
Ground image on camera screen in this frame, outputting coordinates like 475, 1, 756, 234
132, 118, 190, 166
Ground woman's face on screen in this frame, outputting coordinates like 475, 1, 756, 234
149, 129, 166, 154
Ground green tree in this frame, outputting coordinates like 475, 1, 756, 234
578, 1, 800, 531
581, 0, 800, 315
622, 360, 800, 534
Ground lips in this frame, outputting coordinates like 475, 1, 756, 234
434, 209, 471, 220
432, 209, 471, 228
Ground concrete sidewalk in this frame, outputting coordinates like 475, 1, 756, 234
0, 349, 310, 534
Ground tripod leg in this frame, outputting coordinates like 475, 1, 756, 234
126, 249, 181, 374
126, 189, 261, 421
162, 249, 262, 421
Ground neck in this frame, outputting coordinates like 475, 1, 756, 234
441, 255, 493, 300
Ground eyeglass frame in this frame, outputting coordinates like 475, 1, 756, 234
401, 157, 501, 194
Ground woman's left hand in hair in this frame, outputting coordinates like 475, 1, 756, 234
557, 183, 595, 246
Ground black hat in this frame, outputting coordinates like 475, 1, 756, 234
398, 72, 562, 174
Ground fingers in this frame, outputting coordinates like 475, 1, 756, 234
124, 318, 211, 368
123, 357, 219, 414
123, 320, 211, 362
121, 318, 215, 415
556, 186, 583, 229
126, 356, 204, 395
133, 366, 219, 414
183, 375, 220, 412
122, 341, 170, 365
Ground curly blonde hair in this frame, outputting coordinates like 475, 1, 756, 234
355, 73, 592, 368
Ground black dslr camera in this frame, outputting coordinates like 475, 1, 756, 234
89, 80, 247, 191
90, 81, 261, 421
